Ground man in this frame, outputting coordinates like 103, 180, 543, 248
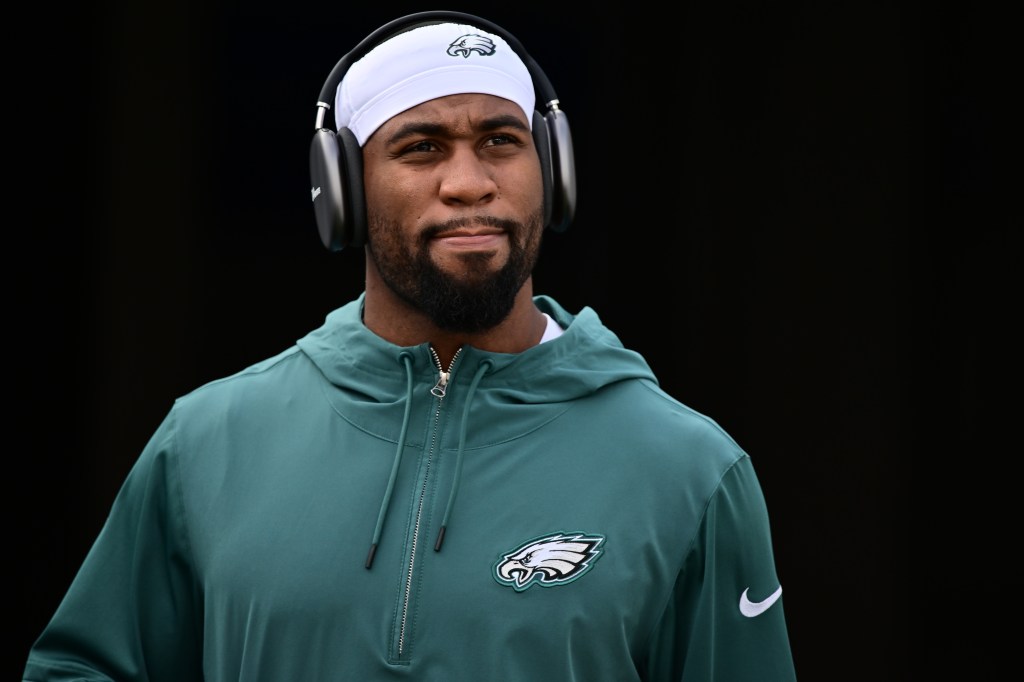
24, 12, 796, 681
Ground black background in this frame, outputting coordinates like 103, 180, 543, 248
12, 1, 1014, 679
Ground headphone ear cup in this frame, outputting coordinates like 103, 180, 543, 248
308, 127, 366, 251
543, 109, 576, 233
309, 128, 346, 251
532, 110, 555, 229
337, 127, 367, 247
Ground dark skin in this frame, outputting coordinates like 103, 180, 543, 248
360, 93, 549, 369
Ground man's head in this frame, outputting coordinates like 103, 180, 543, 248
309, 12, 576, 254
337, 20, 546, 333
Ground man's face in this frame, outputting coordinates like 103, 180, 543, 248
361, 93, 545, 333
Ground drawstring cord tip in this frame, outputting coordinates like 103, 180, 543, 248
434, 526, 447, 552
365, 544, 378, 569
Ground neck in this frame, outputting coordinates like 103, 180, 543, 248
362, 261, 548, 370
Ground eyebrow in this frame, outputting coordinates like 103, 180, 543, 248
383, 114, 530, 146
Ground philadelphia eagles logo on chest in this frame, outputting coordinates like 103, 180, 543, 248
493, 532, 605, 592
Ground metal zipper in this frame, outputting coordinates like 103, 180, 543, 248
396, 347, 462, 658
429, 347, 461, 399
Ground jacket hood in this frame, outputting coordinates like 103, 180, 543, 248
296, 293, 657, 408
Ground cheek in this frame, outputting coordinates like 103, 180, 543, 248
509, 161, 545, 214
364, 169, 429, 223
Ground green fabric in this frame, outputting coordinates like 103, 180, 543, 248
24, 294, 796, 681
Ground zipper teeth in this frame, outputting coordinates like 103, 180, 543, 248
398, 347, 461, 657
430, 347, 462, 375
398, 406, 439, 656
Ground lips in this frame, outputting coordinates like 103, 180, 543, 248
429, 224, 507, 250
432, 226, 504, 239
433, 231, 506, 249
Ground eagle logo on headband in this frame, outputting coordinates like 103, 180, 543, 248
447, 34, 497, 58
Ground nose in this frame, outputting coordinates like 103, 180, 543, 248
438, 147, 498, 208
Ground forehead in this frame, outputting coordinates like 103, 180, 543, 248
377, 93, 530, 135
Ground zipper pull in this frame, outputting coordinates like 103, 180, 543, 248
429, 346, 461, 399
431, 369, 450, 398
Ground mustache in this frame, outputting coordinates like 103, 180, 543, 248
419, 216, 522, 242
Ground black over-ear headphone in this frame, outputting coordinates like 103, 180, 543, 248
309, 10, 577, 252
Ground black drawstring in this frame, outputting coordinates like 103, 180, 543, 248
435, 359, 493, 552
365, 351, 415, 569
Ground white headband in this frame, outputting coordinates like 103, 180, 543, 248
335, 22, 536, 146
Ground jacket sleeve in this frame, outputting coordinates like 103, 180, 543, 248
644, 455, 797, 681
24, 407, 203, 682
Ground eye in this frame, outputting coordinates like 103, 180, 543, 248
483, 133, 517, 148
402, 139, 437, 154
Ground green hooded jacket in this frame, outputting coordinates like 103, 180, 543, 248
25, 294, 796, 681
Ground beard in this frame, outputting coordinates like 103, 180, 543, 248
367, 210, 544, 334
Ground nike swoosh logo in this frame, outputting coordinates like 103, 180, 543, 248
739, 585, 783, 617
